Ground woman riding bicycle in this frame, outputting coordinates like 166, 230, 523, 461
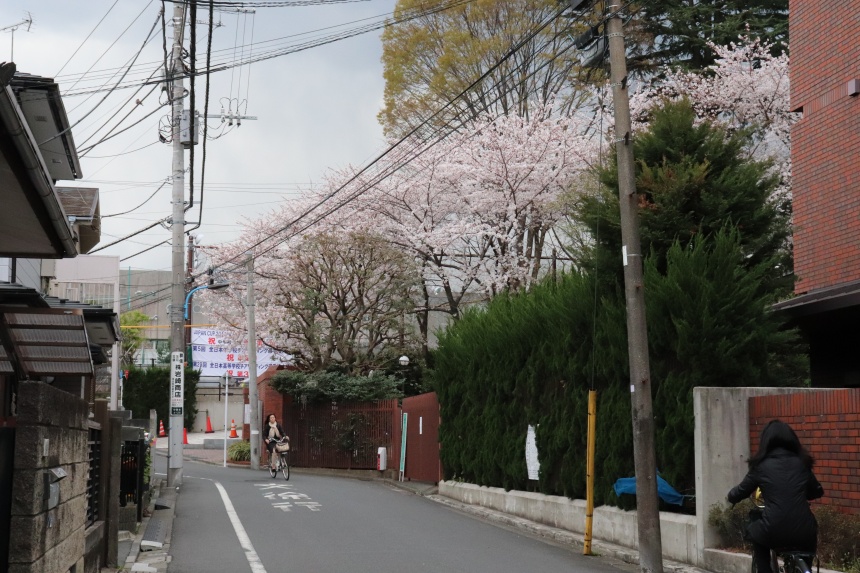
263, 413, 287, 471
727, 420, 824, 573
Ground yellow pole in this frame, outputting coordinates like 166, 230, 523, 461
583, 389, 597, 555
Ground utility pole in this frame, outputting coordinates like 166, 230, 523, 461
246, 254, 260, 470
605, 3, 663, 572
167, 1, 187, 488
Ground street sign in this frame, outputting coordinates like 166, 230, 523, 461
171, 351, 184, 416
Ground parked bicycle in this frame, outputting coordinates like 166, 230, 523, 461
269, 437, 290, 480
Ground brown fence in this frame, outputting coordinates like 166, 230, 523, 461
749, 388, 860, 514
402, 392, 441, 483
284, 400, 401, 470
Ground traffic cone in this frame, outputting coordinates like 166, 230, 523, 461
158, 420, 166, 437
229, 419, 238, 438
204, 415, 214, 434
183, 428, 189, 445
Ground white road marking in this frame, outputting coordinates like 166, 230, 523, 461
186, 476, 268, 573
213, 480, 268, 573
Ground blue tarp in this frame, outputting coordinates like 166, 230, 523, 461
612, 475, 687, 506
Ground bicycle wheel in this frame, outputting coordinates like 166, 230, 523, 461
281, 452, 290, 480
793, 557, 811, 573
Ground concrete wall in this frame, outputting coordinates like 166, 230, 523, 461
9, 382, 89, 573
438, 481, 698, 564
693, 386, 840, 561
194, 387, 245, 433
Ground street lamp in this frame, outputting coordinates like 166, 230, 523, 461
398, 355, 410, 367
183, 281, 230, 320
168, 280, 230, 487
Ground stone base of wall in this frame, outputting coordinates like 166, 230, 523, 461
84, 522, 105, 573
118, 506, 137, 533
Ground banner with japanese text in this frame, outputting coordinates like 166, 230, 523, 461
190, 328, 288, 378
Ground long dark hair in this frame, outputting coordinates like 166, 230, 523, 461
266, 413, 277, 425
748, 419, 814, 469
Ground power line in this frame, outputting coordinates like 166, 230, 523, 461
60, 0, 477, 97
208, 1, 577, 275
55, 0, 122, 76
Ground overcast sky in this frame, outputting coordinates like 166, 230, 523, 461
4, 0, 397, 271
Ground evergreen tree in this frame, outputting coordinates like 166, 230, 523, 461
629, 0, 788, 72
577, 99, 792, 297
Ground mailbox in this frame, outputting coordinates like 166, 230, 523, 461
44, 467, 67, 510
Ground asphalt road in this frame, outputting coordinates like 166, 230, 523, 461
157, 456, 632, 573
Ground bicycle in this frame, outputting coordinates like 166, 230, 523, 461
268, 437, 290, 480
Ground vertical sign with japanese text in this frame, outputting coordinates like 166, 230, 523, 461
171, 351, 184, 416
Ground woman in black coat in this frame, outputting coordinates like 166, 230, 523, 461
263, 413, 287, 470
727, 420, 824, 573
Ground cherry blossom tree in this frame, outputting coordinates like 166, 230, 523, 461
627, 35, 794, 198
203, 223, 419, 373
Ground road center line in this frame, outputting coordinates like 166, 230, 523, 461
211, 478, 268, 573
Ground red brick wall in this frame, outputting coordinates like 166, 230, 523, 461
790, 0, 860, 294
748, 389, 860, 513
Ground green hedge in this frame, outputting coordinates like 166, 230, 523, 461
123, 366, 199, 430
435, 231, 804, 506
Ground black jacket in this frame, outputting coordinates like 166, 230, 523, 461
728, 448, 824, 550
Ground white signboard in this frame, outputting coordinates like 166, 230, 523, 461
526, 425, 540, 481
170, 352, 184, 415
190, 328, 287, 378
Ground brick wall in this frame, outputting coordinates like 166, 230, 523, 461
10, 381, 90, 573
790, 0, 860, 294
748, 389, 860, 513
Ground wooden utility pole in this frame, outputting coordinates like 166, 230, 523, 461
605, 3, 664, 572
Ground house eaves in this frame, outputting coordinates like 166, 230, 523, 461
0, 65, 77, 257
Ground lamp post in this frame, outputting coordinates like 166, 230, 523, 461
167, 281, 230, 487
398, 355, 409, 398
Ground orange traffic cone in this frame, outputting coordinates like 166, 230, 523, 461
158, 420, 166, 437
229, 419, 238, 438
183, 428, 189, 445
204, 415, 214, 434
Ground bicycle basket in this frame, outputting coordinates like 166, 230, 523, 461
275, 440, 290, 453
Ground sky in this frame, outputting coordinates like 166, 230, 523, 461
3, 0, 398, 271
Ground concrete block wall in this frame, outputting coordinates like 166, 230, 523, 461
438, 481, 698, 564
789, 0, 860, 293
9, 381, 89, 573
748, 388, 860, 513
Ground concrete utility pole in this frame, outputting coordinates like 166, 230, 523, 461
167, 1, 187, 488
246, 254, 260, 470
605, 3, 664, 572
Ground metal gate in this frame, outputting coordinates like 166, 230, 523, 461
402, 392, 441, 483
284, 400, 400, 470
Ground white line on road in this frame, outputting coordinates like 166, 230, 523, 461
187, 475, 268, 573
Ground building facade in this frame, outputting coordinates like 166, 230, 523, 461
774, 0, 860, 387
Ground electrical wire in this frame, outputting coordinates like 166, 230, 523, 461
121, 240, 172, 262
88, 217, 171, 254
65, 0, 156, 94
84, 140, 160, 159
60, 0, 477, 97
78, 100, 167, 155
103, 180, 170, 218
208, 1, 576, 275
56, 0, 122, 77
187, 0, 216, 235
